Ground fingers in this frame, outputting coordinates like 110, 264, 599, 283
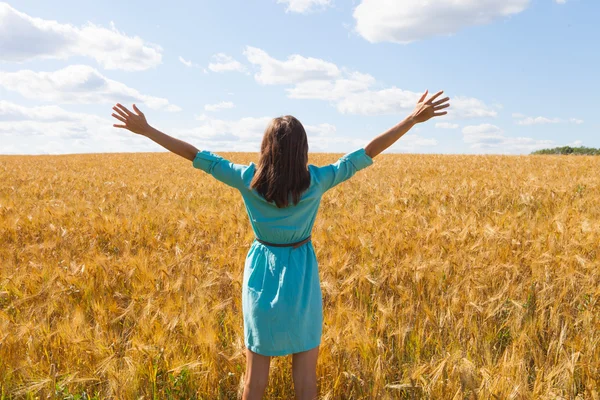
112, 113, 127, 123
418, 90, 428, 103
112, 105, 128, 118
115, 103, 133, 116
132, 104, 144, 116
113, 124, 127, 129
426, 90, 444, 104
433, 111, 448, 117
434, 103, 450, 111
431, 96, 450, 107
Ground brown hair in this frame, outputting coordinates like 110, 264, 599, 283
250, 115, 310, 208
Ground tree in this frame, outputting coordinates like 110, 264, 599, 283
531, 146, 600, 155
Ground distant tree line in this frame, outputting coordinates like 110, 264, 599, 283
531, 146, 600, 155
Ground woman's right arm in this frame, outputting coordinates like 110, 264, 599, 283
364, 90, 450, 159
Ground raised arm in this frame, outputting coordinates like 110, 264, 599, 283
111, 103, 199, 161
364, 90, 450, 159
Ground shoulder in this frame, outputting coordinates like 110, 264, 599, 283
240, 162, 257, 189
308, 164, 331, 186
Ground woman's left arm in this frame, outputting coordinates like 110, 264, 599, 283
112, 103, 199, 161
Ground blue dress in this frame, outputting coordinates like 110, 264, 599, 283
192, 147, 374, 356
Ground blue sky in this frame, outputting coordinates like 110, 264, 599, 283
0, 0, 597, 155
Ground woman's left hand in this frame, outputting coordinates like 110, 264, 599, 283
112, 103, 151, 136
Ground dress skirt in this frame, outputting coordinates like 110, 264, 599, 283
242, 240, 323, 356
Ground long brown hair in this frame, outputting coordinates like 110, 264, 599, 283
250, 115, 310, 208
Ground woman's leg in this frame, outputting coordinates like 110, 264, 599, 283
292, 346, 319, 400
242, 348, 272, 400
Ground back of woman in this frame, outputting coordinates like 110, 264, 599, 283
111, 89, 450, 399
193, 116, 375, 363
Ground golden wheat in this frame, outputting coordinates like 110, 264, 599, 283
0, 152, 599, 399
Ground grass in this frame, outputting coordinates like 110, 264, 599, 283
0, 151, 599, 399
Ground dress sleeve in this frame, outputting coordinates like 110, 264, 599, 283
316, 147, 374, 193
192, 150, 249, 190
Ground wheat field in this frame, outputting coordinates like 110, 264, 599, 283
0, 152, 599, 399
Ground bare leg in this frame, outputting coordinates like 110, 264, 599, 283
242, 348, 272, 400
292, 346, 319, 400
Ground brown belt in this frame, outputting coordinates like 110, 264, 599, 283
255, 235, 312, 249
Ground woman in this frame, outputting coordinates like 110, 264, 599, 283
111, 89, 450, 400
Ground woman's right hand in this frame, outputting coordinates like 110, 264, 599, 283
111, 103, 152, 136
409, 90, 450, 124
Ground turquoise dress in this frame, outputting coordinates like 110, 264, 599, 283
192, 147, 374, 356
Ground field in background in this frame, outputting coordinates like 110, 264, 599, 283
1, 152, 599, 399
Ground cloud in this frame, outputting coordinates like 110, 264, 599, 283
277, 0, 332, 13
244, 46, 340, 84
204, 101, 235, 112
335, 87, 419, 115
244, 47, 495, 117
208, 53, 247, 73
353, 0, 530, 44
286, 71, 375, 101
449, 96, 498, 118
0, 100, 83, 122
166, 105, 183, 112
436, 122, 460, 129
0, 100, 160, 155
0, 65, 181, 111
0, 101, 438, 154
304, 123, 337, 136
555, 0, 567, 3
513, 114, 584, 125
177, 116, 272, 143
179, 56, 196, 67
462, 124, 505, 143
462, 123, 554, 154
0, 2, 162, 71
390, 134, 438, 152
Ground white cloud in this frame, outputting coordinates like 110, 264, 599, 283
204, 101, 235, 112
244, 46, 340, 84
245, 47, 495, 118
0, 101, 437, 154
436, 122, 459, 129
177, 116, 272, 142
0, 2, 162, 71
166, 105, 183, 112
0, 100, 159, 154
462, 123, 554, 154
0, 65, 181, 112
0, 100, 83, 122
388, 134, 438, 153
208, 53, 247, 73
513, 114, 584, 125
462, 124, 505, 143
277, 0, 332, 13
555, 0, 567, 4
449, 96, 498, 118
353, 0, 530, 44
305, 123, 336, 136
179, 56, 196, 67
287, 71, 375, 101
335, 87, 419, 115
517, 116, 561, 125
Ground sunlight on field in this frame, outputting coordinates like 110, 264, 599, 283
1, 152, 599, 399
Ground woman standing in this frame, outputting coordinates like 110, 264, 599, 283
111, 89, 450, 399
